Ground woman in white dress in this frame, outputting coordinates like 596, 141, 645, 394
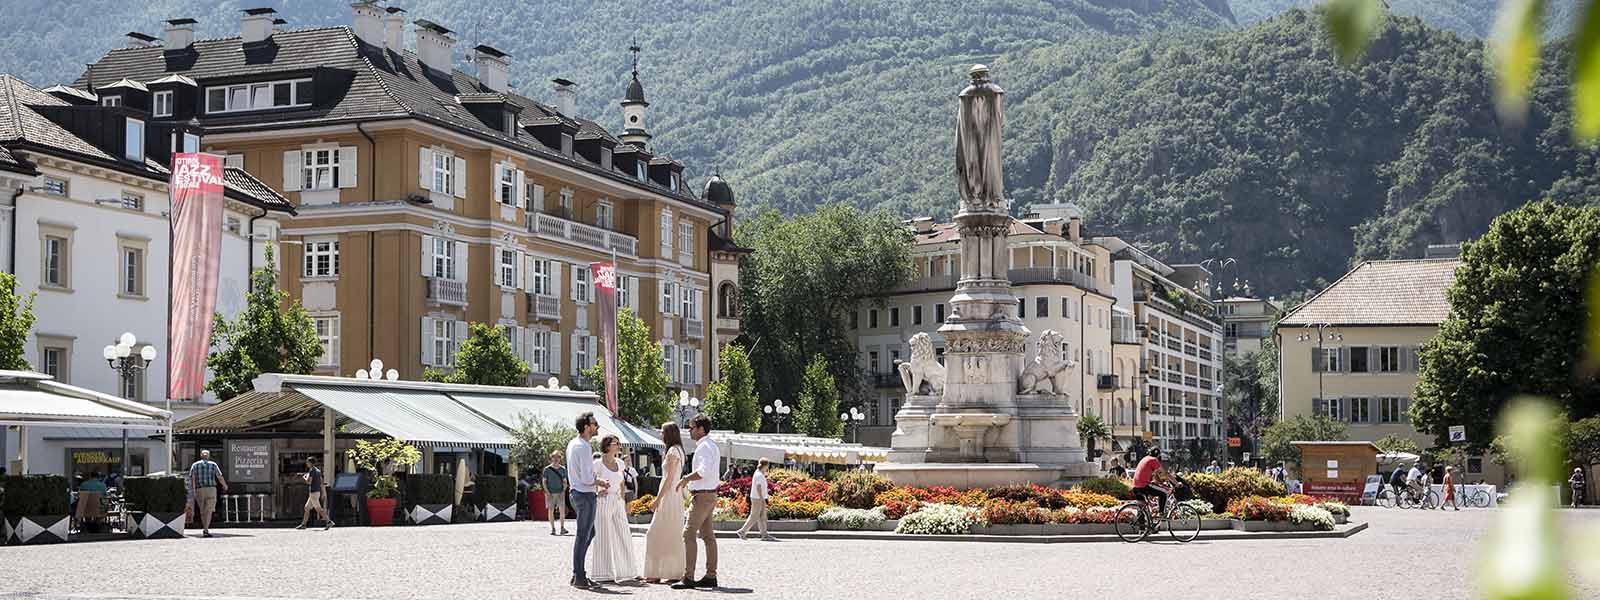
642, 422, 687, 583
589, 435, 640, 583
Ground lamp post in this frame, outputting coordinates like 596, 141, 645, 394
1296, 323, 1342, 410
675, 390, 700, 426
764, 399, 791, 434
354, 358, 399, 381
839, 407, 866, 443
104, 332, 157, 477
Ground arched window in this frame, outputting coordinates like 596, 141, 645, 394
718, 281, 738, 318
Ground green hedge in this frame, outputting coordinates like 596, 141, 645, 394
1076, 477, 1132, 500
2, 475, 69, 515
402, 473, 456, 505
124, 476, 188, 513
475, 475, 516, 504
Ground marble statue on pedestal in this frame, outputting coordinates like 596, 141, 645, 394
1018, 330, 1072, 395
898, 332, 946, 395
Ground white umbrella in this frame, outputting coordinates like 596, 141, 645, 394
1377, 451, 1420, 464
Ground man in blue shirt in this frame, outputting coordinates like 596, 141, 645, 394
543, 451, 568, 536
188, 450, 229, 538
296, 457, 332, 531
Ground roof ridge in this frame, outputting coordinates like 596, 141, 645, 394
352, 31, 416, 120
1277, 259, 1372, 325
101, 25, 355, 53
1, 75, 23, 144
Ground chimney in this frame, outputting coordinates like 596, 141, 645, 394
907, 217, 935, 234
240, 7, 276, 43
474, 45, 511, 92
1068, 215, 1082, 243
272, 18, 287, 33
162, 19, 195, 47
552, 78, 577, 116
414, 19, 456, 72
383, 7, 406, 52
126, 31, 159, 49
1042, 218, 1064, 236
349, 1, 382, 47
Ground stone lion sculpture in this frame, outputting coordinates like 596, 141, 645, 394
1019, 330, 1070, 395
898, 332, 946, 395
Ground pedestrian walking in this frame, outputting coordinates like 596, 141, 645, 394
187, 449, 229, 538
543, 452, 568, 535
643, 422, 688, 584
296, 456, 333, 529
1440, 466, 1459, 511
738, 457, 774, 541
566, 412, 610, 589
673, 414, 721, 590
1571, 467, 1587, 507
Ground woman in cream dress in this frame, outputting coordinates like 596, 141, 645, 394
589, 435, 640, 583
642, 423, 687, 583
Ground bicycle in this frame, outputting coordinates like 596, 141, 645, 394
1398, 485, 1440, 510
1114, 486, 1201, 543
1439, 485, 1491, 509
1374, 485, 1400, 508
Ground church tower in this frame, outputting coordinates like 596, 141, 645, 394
620, 42, 651, 148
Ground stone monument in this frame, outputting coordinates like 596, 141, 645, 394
876, 65, 1095, 488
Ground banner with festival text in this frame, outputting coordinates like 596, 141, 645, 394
167, 153, 226, 400
591, 262, 619, 416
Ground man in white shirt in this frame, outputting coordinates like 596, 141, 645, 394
1406, 463, 1425, 497
673, 415, 721, 589
738, 457, 774, 541
565, 412, 610, 589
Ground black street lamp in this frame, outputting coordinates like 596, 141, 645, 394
764, 399, 791, 434
103, 332, 156, 480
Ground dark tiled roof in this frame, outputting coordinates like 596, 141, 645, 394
0, 145, 30, 174
912, 219, 1045, 245
709, 230, 752, 254
223, 167, 293, 213
1278, 259, 1461, 327
71, 27, 711, 210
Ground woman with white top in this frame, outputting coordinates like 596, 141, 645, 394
642, 422, 687, 583
589, 435, 639, 583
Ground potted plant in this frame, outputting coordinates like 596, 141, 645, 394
403, 473, 456, 525
2, 475, 69, 545
351, 437, 421, 527
476, 475, 517, 522
123, 476, 187, 539
509, 416, 571, 521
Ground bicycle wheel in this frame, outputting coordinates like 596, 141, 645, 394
1167, 505, 1202, 543
1377, 488, 1395, 508
1470, 490, 1491, 508
1114, 504, 1149, 543
1423, 490, 1441, 510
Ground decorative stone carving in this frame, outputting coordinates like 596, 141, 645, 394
955, 64, 1007, 213
946, 334, 1027, 355
898, 332, 946, 395
1018, 330, 1071, 395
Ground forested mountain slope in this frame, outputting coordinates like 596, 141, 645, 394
1228, 0, 1582, 37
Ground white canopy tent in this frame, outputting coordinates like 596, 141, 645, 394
0, 371, 172, 474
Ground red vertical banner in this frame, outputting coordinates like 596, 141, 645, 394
168, 153, 226, 400
595, 262, 617, 419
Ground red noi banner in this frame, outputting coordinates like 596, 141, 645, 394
168, 153, 226, 400
591, 262, 619, 416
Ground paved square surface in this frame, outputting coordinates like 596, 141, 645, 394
2, 507, 1596, 599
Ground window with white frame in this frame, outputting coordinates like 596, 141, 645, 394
1325, 397, 1345, 420
1350, 397, 1371, 423
681, 286, 698, 319
301, 148, 341, 190
1379, 346, 1401, 372
559, 189, 574, 217
635, 160, 647, 182
678, 221, 693, 263
204, 79, 312, 114
120, 192, 143, 211
532, 329, 552, 373
314, 316, 340, 367
526, 181, 545, 211
434, 319, 458, 366
1380, 397, 1405, 423
303, 240, 339, 278
617, 275, 631, 310
680, 347, 694, 384
432, 150, 454, 194
532, 259, 553, 296
498, 248, 518, 288
661, 281, 676, 316
42, 346, 65, 380
576, 332, 591, 372
121, 246, 144, 296
153, 91, 173, 117
596, 200, 614, 230
124, 118, 144, 161
660, 209, 673, 257
662, 343, 676, 383
121, 368, 144, 402
432, 238, 455, 279
42, 235, 69, 288
101, 95, 122, 107
575, 267, 591, 303
497, 164, 517, 206
1322, 348, 1342, 372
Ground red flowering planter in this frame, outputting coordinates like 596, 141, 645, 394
367, 498, 398, 526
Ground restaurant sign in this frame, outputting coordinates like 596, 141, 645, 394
228, 439, 272, 483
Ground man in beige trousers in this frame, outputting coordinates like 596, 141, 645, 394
738, 458, 774, 541
673, 415, 720, 590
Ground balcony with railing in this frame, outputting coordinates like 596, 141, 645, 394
895, 273, 958, 293
527, 211, 638, 257
526, 292, 560, 321
425, 276, 467, 307
685, 318, 705, 339
1007, 267, 1099, 291
869, 372, 902, 388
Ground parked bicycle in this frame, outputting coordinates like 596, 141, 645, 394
1438, 485, 1491, 509
1114, 485, 1201, 543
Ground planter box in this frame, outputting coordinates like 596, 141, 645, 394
819, 520, 899, 532
710, 519, 818, 532
482, 502, 517, 523
1201, 519, 1233, 531
368, 498, 398, 526
628, 514, 653, 525
1334, 514, 1349, 525
4, 514, 69, 545
1233, 520, 1320, 532
131, 511, 185, 539
407, 504, 453, 525
973, 524, 1045, 535
1046, 523, 1119, 535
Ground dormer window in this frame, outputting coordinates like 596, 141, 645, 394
635, 161, 646, 182
670, 173, 680, 193
183, 133, 200, 154
101, 96, 122, 107
205, 78, 312, 114
504, 113, 516, 134
124, 118, 144, 161
153, 91, 173, 117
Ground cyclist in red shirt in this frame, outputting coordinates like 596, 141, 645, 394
1131, 447, 1173, 520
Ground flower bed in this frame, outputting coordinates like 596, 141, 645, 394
1289, 505, 1336, 531
818, 507, 887, 530
895, 503, 987, 535
769, 500, 828, 520
829, 471, 895, 509
873, 488, 923, 520
628, 494, 654, 517
981, 500, 1053, 525
777, 479, 834, 503
1226, 496, 1293, 521
1187, 469, 1287, 513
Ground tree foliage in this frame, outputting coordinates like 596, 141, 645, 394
703, 343, 759, 433
429, 323, 529, 386
738, 203, 913, 404
1225, 343, 1279, 448
1412, 202, 1600, 448
793, 354, 842, 438
582, 308, 670, 427
1374, 434, 1423, 456
1260, 415, 1349, 470
206, 250, 321, 401
0, 272, 35, 371
509, 416, 573, 469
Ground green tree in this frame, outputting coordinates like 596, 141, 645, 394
1412, 202, 1600, 448
582, 308, 669, 426
1572, 416, 1600, 468
206, 249, 321, 401
738, 204, 913, 404
1260, 415, 1349, 471
1077, 414, 1110, 457
1225, 343, 1280, 452
0, 272, 36, 370
509, 416, 573, 469
702, 343, 759, 432
429, 323, 529, 386
1374, 434, 1423, 456
792, 354, 841, 438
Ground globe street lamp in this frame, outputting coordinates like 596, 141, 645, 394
104, 332, 157, 480
355, 358, 399, 381
676, 390, 701, 426
1297, 323, 1342, 409
764, 399, 791, 434
839, 406, 866, 443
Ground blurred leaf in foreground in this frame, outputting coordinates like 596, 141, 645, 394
1480, 397, 1569, 600
1324, 0, 1386, 64
1574, 0, 1600, 142
1491, 0, 1548, 123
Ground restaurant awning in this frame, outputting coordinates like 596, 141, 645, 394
453, 392, 663, 448
709, 432, 890, 465
0, 371, 169, 430
295, 385, 512, 449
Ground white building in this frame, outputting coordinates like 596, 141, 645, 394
0, 74, 292, 476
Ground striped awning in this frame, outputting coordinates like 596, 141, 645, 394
0, 373, 170, 430
176, 385, 513, 449
452, 392, 662, 448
